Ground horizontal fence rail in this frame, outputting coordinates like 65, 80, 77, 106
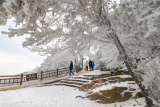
0, 66, 79, 86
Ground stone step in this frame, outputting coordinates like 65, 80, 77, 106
60, 80, 84, 85
72, 76, 94, 80
83, 75, 98, 77
61, 78, 90, 83
55, 83, 81, 88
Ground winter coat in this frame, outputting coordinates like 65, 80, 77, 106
85, 62, 88, 66
89, 61, 92, 67
92, 62, 95, 66
69, 62, 73, 69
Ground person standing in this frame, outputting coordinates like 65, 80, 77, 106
69, 61, 74, 76
85, 61, 88, 71
92, 61, 95, 70
89, 60, 93, 71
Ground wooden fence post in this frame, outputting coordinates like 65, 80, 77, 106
57, 68, 58, 78
20, 73, 23, 86
41, 71, 43, 80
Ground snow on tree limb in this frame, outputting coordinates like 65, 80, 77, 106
0, 0, 160, 106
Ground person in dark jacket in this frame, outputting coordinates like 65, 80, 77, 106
69, 61, 74, 76
89, 60, 93, 71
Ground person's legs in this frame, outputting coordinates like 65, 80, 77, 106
70, 69, 74, 75
86, 66, 88, 71
89, 66, 92, 70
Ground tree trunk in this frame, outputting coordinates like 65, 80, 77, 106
110, 29, 156, 107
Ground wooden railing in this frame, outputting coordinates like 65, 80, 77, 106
0, 66, 79, 86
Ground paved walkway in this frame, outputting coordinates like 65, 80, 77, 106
0, 70, 91, 91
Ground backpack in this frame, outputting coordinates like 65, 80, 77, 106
92, 62, 95, 66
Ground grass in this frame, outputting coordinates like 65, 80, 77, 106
86, 87, 132, 104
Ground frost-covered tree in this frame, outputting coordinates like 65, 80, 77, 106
110, 1, 160, 106
0, 0, 160, 106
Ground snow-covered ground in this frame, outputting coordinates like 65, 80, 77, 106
0, 70, 146, 107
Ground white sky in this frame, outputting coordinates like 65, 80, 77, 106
0, 19, 45, 75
